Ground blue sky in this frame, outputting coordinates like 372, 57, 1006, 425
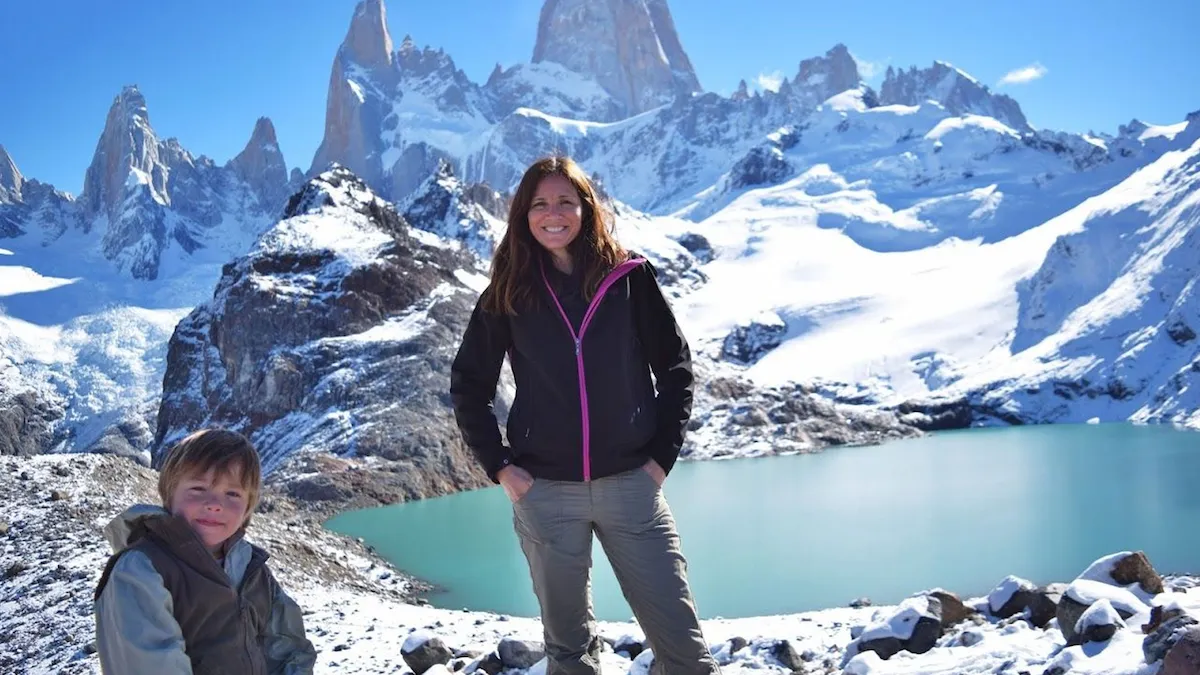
1, 0, 1196, 195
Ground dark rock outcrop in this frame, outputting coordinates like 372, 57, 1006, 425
154, 167, 492, 510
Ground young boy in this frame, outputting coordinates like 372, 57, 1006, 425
94, 428, 317, 674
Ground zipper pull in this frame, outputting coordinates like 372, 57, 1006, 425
575, 338, 581, 356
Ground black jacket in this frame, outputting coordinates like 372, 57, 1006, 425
450, 256, 693, 482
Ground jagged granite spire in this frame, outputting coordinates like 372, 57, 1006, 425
0, 144, 23, 202
793, 44, 861, 104
228, 117, 290, 211
532, 0, 701, 116
343, 0, 394, 71
309, 0, 397, 189
80, 85, 169, 220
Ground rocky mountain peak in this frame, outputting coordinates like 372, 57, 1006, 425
80, 85, 169, 220
731, 79, 750, 101
283, 165, 396, 223
532, 0, 701, 116
1118, 119, 1150, 138
880, 61, 1031, 132
228, 117, 289, 211
0, 144, 24, 202
343, 0, 394, 72
794, 44, 861, 101
399, 160, 507, 258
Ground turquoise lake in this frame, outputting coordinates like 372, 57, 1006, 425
325, 424, 1200, 620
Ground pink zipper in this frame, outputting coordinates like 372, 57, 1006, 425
541, 257, 645, 481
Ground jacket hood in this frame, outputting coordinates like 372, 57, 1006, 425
103, 504, 170, 553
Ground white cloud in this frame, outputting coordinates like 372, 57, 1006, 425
755, 70, 785, 93
850, 52, 889, 83
998, 63, 1048, 86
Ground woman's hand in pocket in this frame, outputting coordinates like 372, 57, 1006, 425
498, 465, 535, 503
642, 459, 666, 487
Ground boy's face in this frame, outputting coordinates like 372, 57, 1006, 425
169, 466, 251, 554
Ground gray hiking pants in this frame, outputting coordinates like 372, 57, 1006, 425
512, 466, 720, 675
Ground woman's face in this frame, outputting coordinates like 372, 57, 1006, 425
527, 175, 583, 257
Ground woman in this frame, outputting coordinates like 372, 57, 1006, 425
450, 156, 719, 675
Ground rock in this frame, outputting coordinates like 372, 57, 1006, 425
849, 597, 872, 609
855, 636, 903, 661
51, 465, 70, 477
473, 652, 504, 675
450, 657, 471, 671
676, 233, 713, 264
895, 399, 973, 431
1144, 604, 1189, 634
991, 578, 1062, 629
5, 561, 28, 579
989, 576, 1039, 619
1166, 320, 1196, 345
613, 635, 644, 659
906, 615, 943, 655
854, 595, 943, 660
706, 378, 754, 400
1026, 584, 1066, 629
401, 634, 454, 675
1163, 626, 1200, 674
928, 590, 973, 627
727, 637, 748, 654
498, 637, 545, 670
85, 419, 154, 463
960, 629, 984, 647
732, 407, 770, 427
768, 639, 804, 671
1111, 551, 1164, 595
0, 390, 63, 456
0, 520, 8, 536
49, 490, 68, 502
1145, 615, 1200, 663
729, 145, 792, 189
1076, 599, 1125, 645
1059, 578, 1143, 644
1057, 595, 1091, 645
83, 642, 97, 655
722, 313, 788, 364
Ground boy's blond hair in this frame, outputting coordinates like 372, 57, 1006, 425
158, 429, 262, 524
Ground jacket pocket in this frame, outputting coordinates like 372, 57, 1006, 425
508, 392, 535, 452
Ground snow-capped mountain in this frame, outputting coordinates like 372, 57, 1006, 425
77, 86, 293, 279
969, 116, 1200, 427
0, 86, 299, 457
669, 105, 1199, 430
153, 167, 497, 504
880, 61, 1031, 133
2, 86, 293, 281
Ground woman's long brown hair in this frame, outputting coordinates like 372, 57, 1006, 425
482, 156, 627, 315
